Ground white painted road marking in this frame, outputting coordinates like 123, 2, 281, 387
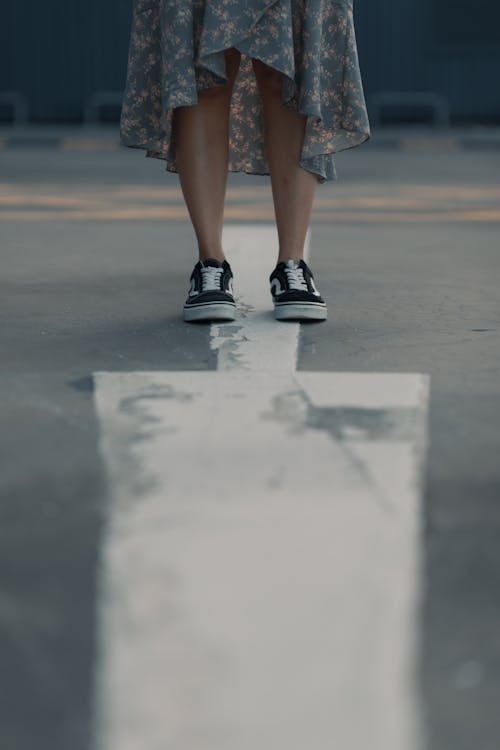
92, 225, 430, 750
211, 225, 305, 371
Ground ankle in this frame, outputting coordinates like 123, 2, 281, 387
277, 255, 303, 264
277, 249, 304, 264
199, 250, 225, 263
200, 257, 226, 265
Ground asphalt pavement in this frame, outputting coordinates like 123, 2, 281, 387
1, 125, 499, 750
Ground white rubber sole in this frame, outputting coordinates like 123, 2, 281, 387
183, 302, 236, 322
274, 302, 327, 321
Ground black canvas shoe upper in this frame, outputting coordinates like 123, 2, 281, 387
269, 259, 325, 304
185, 259, 235, 306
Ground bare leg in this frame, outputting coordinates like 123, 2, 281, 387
174, 48, 241, 262
252, 59, 318, 263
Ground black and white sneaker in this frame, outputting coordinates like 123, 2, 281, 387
269, 259, 327, 320
183, 258, 236, 322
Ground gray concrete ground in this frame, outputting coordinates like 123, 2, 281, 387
1, 127, 500, 750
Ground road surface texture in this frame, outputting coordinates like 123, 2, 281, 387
1, 125, 499, 750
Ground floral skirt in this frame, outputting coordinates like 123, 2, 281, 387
119, 0, 371, 183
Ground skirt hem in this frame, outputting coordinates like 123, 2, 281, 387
120, 125, 371, 184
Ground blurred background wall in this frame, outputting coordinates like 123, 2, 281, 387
1, 0, 499, 124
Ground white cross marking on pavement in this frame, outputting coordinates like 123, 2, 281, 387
92, 225, 429, 750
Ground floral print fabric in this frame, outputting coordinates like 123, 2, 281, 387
119, 0, 370, 182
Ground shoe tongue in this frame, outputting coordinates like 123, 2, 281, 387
202, 258, 223, 268
284, 259, 299, 268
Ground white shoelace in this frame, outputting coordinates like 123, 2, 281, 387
200, 265, 224, 291
284, 262, 308, 291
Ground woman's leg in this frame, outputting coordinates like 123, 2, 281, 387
252, 59, 317, 263
173, 48, 241, 262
